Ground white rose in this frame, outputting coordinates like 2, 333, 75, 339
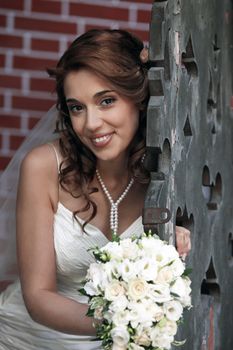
128, 278, 149, 300
151, 283, 171, 302
112, 344, 127, 350
164, 300, 183, 321
128, 301, 153, 328
111, 326, 130, 347
101, 241, 123, 260
134, 326, 151, 346
129, 343, 144, 350
171, 276, 192, 307
109, 295, 129, 312
162, 319, 178, 336
120, 238, 139, 260
84, 281, 100, 296
105, 281, 125, 301
86, 263, 107, 289
103, 261, 119, 280
118, 259, 138, 282
136, 257, 158, 281
157, 245, 179, 266
156, 266, 174, 284
112, 310, 130, 326
139, 236, 164, 258
149, 303, 164, 322
151, 328, 174, 349
170, 258, 185, 277
103, 310, 113, 323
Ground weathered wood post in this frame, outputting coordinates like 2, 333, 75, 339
144, 0, 233, 349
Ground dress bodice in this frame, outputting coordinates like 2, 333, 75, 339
0, 201, 144, 350
54, 202, 144, 301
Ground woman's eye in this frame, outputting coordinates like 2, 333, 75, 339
101, 97, 115, 106
68, 104, 83, 113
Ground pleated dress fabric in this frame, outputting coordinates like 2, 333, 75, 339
0, 202, 143, 350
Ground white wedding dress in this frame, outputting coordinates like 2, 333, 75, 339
0, 200, 143, 350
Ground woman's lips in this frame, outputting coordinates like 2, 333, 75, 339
91, 133, 114, 147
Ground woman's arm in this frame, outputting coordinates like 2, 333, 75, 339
16, 145, 96, 335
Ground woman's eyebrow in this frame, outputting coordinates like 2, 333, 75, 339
66, 98, 80, 103
66, 90, 115, 104
94, 89, 115, 98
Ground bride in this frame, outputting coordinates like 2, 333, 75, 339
0, 29, 191, 349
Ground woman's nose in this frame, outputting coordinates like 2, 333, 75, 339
85, 108, 103, 131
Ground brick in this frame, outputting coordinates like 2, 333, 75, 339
0, 14, 7, 27
12, 95, 55, 112
0, 0, 24, 10
15, 16, 76, 35
85, 23, 111, 32
0, 34, 23, 49
122, 28, 149, 42
0, 74, 21, 89
0, 156, 11, 170
32, 0, 61, 14
31, 38, 59, 53
121, 0, 152, 3
10, 135, 25, 150
0, 94, 3, 107
28, 116, 41, 129
137, 9, 152, 23
0, 115, 21, 129
69, 3, 129, 21
30, 77, 55, 93
14, 55, 57, 72
0, 54, 5, 68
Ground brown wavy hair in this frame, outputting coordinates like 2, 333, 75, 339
47, 29, 150, 229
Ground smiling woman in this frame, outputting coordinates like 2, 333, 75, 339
0, 29, 191, 350
64, 69, 140, 163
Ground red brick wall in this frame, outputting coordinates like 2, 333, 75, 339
0, 0, 152, 171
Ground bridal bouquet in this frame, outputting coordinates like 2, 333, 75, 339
80, 232, 192, 350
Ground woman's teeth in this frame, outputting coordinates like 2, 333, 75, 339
92, 133, 113, 146
93, 135, 110, 143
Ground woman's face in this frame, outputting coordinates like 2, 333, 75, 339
64, 69, 140, 163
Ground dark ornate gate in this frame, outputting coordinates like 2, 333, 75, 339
144, 0, 233, 349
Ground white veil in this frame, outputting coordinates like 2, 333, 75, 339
0, 105, 58, 284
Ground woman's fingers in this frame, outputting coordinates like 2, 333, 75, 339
175, 226, 191, 259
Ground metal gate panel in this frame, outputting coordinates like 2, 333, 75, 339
145, 1, 233, 348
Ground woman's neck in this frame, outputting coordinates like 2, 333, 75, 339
96, 156, 131, 192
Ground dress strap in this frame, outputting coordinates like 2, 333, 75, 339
48, 142, 61, 174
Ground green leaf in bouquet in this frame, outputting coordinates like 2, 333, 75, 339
177, 317, 184, 325
88, 246, 110, 262
86, 308, 95, 317
89, 296, 106, 310
144, 230, 160, 239
96, 322, 112, 342
183, 268, 192, 276
170, 291, 181, 298
157, 317, 167, 328
78, 288, 88, 296
172, 339, 186, 347
166, 259, 176, 266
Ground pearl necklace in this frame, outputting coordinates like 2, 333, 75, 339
96, 169, 134, 236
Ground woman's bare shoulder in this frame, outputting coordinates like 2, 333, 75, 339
17, 141, 61, 211
20, 141, 60, 176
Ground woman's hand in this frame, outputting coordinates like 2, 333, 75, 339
175, 226, 191, 260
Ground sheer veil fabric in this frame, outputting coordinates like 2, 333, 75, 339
0, 105, 58, 286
